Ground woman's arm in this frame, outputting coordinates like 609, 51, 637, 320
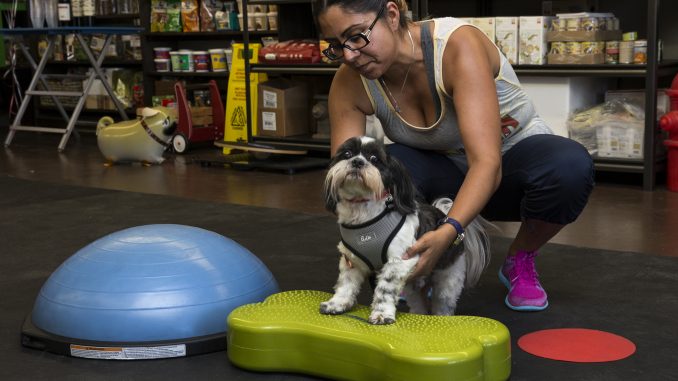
405, 25, 503, 277
328, 65, 374, 154
443, 25, 503, 227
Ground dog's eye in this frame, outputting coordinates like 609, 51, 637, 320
369, 155, 379, 164
343, 151, 353, 159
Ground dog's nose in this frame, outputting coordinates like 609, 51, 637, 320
351, 158, 365, 169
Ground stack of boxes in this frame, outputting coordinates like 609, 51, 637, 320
546, 13, 622, 65
459, 13, 630, 66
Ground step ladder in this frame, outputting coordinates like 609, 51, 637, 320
2, 27, 141, 151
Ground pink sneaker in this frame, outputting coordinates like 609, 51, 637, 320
498, 251, 549, 311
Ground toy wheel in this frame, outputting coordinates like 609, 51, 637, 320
172, 134, 188, 154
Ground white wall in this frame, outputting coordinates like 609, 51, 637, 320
520, 76, 608, 137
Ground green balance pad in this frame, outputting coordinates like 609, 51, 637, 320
227, 290, 511, 381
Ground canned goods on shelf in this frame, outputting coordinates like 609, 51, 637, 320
633, 39, 648, 64
605, 41, 620, 64
550, 41, 566, 55
551, 18, 567, 32
622, 31, 638, 41
582, 41, 598, 54
566, 41, 582, 55
566, 18, 582, 31
619, 41, 634, 64
582, 17, 600, 32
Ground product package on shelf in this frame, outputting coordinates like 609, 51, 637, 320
519, 16, 553, 65
214, 3, 239, 31
471, 17, 495, 43
567, 100, 645, 159
200, 0, 223, 31
495, 17, 518, 65
181, 0, 200, 32
258, 40, 321, 64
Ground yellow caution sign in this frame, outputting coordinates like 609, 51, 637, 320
224, 43, 267, 153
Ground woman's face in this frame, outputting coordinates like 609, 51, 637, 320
318, 5, 396, 79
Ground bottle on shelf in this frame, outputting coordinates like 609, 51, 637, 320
116, 0, 131, 15
82, 0, 95, 26
71, 0, 82, 26
58, 0, 72, 27
97, 0, 115, 16
45, 0, 59, 28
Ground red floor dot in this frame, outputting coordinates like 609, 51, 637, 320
518, 328, 636, 363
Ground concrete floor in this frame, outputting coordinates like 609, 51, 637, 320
2, 132, 677, 257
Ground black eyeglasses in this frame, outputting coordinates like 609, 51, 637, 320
322, 6, 385, 61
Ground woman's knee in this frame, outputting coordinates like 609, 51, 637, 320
550, 139, 595, 195
529, 138, 594, 223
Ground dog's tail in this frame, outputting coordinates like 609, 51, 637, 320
432, 198, 492, 288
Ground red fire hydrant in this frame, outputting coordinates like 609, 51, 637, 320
660, 73, 678, 191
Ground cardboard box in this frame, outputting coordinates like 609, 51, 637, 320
495, 17, 519, 65
547, 53, 605, 64
596, 121, 644, 159
472, 17, 495, 43
546, 30, 622, 42
257, 79, 309, 137
519, 16, 553, 65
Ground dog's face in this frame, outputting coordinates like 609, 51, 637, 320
324, 137, 416, 215
139, 107, 177, 137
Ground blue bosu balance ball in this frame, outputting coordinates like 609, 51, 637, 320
22, 224, 279, 359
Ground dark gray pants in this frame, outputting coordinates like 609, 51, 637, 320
386, 134, 595, 224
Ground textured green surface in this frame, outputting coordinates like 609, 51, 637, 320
227, 290, 511, 381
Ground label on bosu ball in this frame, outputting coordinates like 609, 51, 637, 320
70, 344, 187, 360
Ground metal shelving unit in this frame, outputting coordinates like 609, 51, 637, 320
239, 0, 333, 152
138, 7, 246, 108
422, 0, 676, 190
240, 0, 676, 186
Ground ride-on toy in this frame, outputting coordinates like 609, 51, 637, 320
172, 80, 225, 153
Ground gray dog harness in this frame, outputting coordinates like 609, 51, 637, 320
339, 207, 407, 271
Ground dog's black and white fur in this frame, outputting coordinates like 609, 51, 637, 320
321, 136, 490, 324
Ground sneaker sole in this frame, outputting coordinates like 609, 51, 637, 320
498, 268, 549, 312
498, 268, 511, 289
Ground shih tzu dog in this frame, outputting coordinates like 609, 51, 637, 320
321, 136, 490, 325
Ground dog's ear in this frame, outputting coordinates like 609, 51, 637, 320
323, 182, 338, 214
386, 155, 417, 215
322, 165, 338, 214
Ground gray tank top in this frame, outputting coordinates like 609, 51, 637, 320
360, 17, 552, 172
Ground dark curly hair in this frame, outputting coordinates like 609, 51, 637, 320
312, 0, 410, 29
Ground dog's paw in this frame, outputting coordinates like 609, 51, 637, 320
368, 312, 396, 325
319, 301, 351, 315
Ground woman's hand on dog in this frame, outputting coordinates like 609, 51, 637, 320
403, 224, 459, 279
